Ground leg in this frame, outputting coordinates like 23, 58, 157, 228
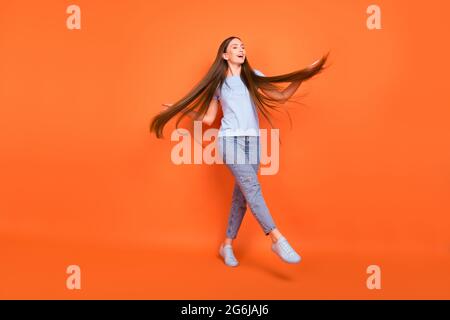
225, 161, 277, 236
218, 136, 248, 241
219, 136, 276, 238
225, 182, 247, 239
224, 162, 275, 243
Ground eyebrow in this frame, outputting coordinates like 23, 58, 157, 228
231, 44, 245, 46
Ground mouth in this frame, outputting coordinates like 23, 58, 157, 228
237, 55, 245, 59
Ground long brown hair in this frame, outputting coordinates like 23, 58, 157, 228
150, 36, 330, 140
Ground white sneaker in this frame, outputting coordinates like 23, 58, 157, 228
271, 236, 301, 264
219, 244, 239, 267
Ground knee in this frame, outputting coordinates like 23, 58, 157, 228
232, 193, 247, 207
238, 175, 261, 195
232, 187, 246, 204
233, 191, 245, 200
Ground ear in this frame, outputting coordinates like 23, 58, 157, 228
222, 53, 228, 60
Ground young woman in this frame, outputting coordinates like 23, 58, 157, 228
150, 36, 329, 267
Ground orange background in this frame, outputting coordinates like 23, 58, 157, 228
1, 0, 449, 299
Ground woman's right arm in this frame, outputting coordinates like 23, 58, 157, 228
161, 98, 219, 126
198, 98, 219, 126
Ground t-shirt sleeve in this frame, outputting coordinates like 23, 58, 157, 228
253, 69, 265, 77
213, 85, 220, 100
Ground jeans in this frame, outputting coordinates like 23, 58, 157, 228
217, 135, 277, 239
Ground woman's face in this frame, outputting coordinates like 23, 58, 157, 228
223, 38, 246, 65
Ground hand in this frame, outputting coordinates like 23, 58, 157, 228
307, 58, 321, 71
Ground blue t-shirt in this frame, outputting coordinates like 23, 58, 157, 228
213, 69, 265, 137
